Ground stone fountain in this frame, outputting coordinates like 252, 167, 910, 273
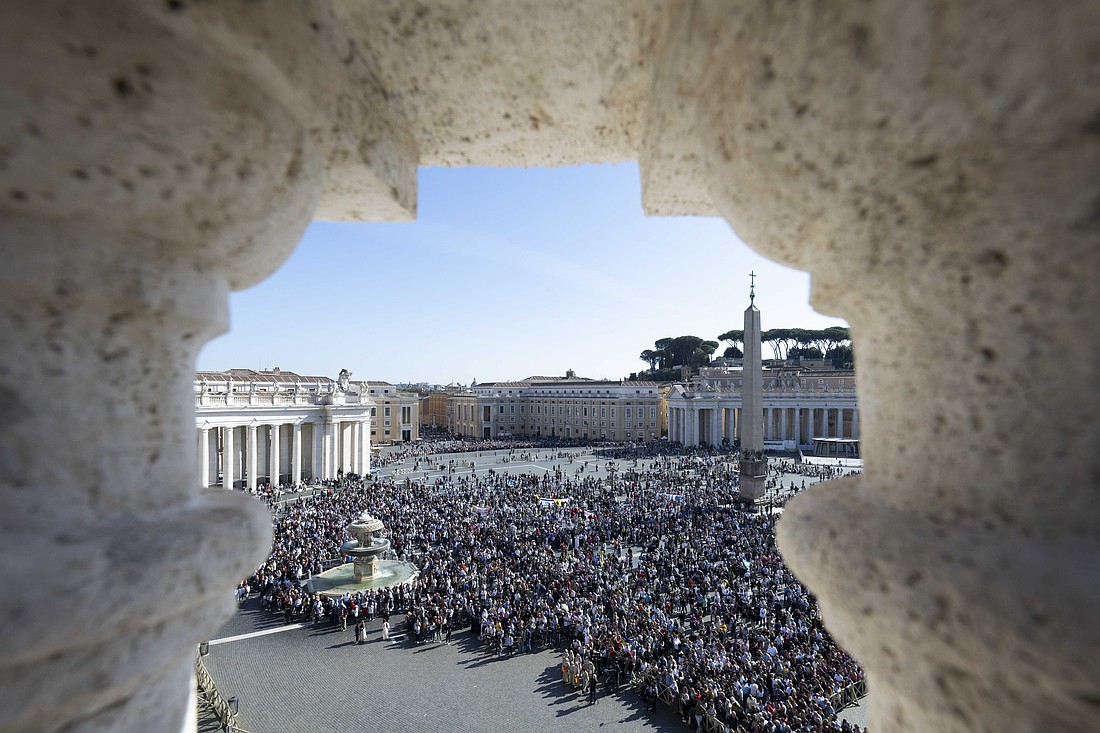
342, 512, 390, 582
305, 510, 417, 597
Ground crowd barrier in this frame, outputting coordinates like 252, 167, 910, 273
195, 651, 252, 733
829, 677, 868, 710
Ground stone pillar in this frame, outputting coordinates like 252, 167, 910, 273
691, 3, 1100, 730
359, 418, 372, 475
277, 422, 286, 484
350, 421, 360, 474
0, 1, 414, 727
198, 428, 210, 488
223, 426, 235, 490
780, 407, 788, 443
292, 422, 302, 486
313, 422, 324, 481
330, 422, 338, 473
247, 425, 258, 491
321, 421, 332, 480
852, 409, 860, 441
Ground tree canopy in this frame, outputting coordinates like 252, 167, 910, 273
632, 326, 853, 380
639, 335, 718, 371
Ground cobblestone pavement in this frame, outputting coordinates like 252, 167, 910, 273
205, 603, 683, 733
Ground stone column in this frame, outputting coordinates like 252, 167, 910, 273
292, 422, 302, 486
321, 421, 332, 480
779, 407, 788, 443
0, 4, 415, 729
312, 422, 324, 481
350, 421, 360, 474
852, 409, 860, 441
223, 426, 236, 490
359, 418, 371, 475
247, 425, 258, 491
690, 3, 1099, 730
198, 428, 210, 489
269, 423, 281, 487
331, 421, 341, 477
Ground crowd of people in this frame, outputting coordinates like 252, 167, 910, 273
243, 435, 865, 733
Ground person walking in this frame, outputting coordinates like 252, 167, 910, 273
355, 619, 366, 645
588, 670, 599, 705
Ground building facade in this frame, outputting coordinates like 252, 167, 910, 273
195, 368, 372, 488
356, 380, 420, 444
667, 365, 859, 449
449, 373, 662, 441
420, 389, 454, 429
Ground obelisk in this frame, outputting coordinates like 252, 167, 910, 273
739, 273, 766, 502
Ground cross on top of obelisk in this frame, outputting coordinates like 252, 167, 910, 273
749, 270, 756, 303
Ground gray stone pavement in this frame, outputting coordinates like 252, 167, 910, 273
205, 601, 684, 733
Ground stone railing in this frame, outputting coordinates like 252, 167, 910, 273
197, 392, 343, 408
682, 386, 858, 398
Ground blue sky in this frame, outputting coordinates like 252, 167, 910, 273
197, 163, 846, 385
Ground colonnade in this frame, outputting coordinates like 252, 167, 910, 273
668, 404, 860, 447
197, 418, 370, 489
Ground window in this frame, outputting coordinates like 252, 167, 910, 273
384, 406, 390, 417
384, 419, 391, 427
650, 407, 656, 419
509, 404, 515, 414
601, 407, 606, 417
583, 407, 588, 417
401, 406, 411, 423
370, 407, 377, 417
625, 408, 632, 418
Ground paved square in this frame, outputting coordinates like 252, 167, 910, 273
205, 601, 683, 733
